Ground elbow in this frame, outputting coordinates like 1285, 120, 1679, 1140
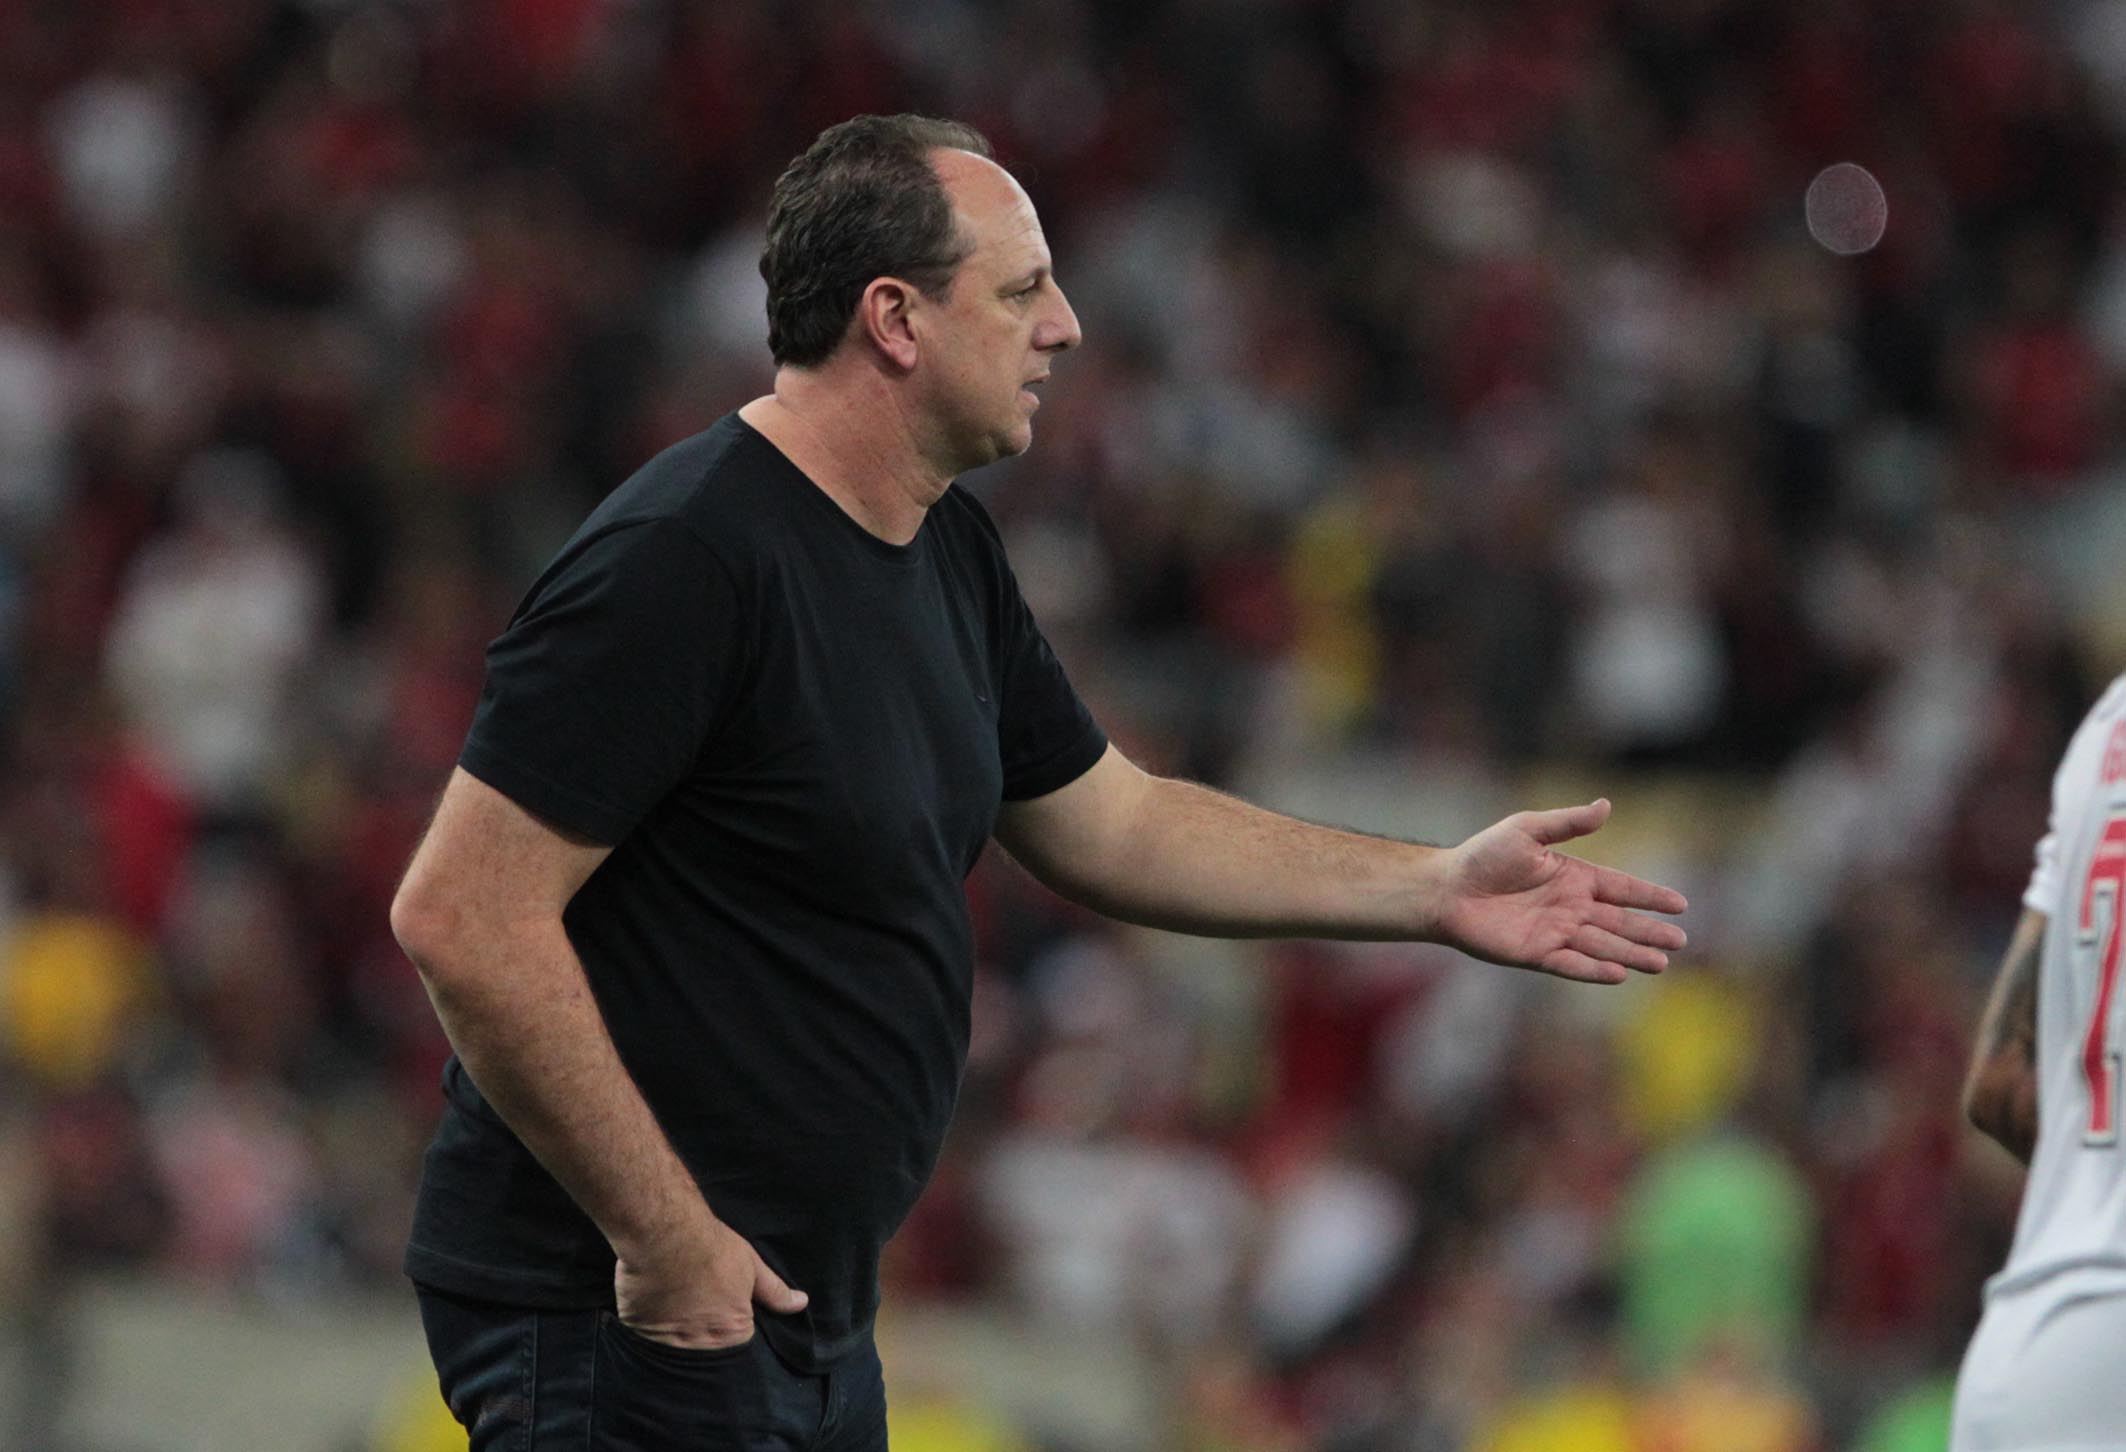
391, 875, 560, 999
391, 877, 462, 983
1959, 1052, 1992, 1133
1964, 1059, 2038, 1163
1961, 1079, 1998, 1140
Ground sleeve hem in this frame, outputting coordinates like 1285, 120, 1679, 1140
1001, 726, 1109, 802
459, 739, 639, 846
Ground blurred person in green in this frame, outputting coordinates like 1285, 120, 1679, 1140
1611, 959, 1813, 1378
1615, 1132, 1812, 1377
1855, 1377, 1955, 1452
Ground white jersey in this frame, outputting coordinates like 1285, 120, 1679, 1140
1992, 672, 2126, 1297
1955, 675, 2126, 1450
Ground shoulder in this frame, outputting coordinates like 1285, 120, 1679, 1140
576, 415, 797, 572
512, 420, 773, 614
2058, 673, 2126, 787
2093, 673, 2126, 729
503, 517, 737, 642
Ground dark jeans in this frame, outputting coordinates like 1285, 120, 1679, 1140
415, 1285, 889, 1451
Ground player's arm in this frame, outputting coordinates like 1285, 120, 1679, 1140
994, 745, 1686, 982
1964, 906, 2046, 1165
391, 767, 803, 1347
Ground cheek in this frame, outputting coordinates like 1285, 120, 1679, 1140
976, 335, 1019, 397
986, 313, 1028, 360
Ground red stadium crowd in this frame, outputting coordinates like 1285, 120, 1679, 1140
0, 0, 2119, 1446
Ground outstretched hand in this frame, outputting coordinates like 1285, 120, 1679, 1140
1433, 799, 1687, 984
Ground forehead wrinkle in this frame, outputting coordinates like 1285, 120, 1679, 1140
967, 213, 1049, 289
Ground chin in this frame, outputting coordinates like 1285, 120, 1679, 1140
944, 412, 1035, 474
975, 423, 1033, 467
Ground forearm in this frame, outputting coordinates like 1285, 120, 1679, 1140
408, 922, 718, 1256
1964, 907, 2044, 1164
1062, 776, 1449, 939
1965, 1058, 2038, 1164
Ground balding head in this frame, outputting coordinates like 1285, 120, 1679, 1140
928, 148, 1027, 223
760, 115, 997, 368
757, 115, 1079, 482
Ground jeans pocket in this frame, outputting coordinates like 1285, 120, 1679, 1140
590, 1313, 772, 1450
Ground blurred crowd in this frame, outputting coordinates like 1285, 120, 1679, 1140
0, 0, 2122, 1447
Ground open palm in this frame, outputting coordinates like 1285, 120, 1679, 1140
1433, 799, 1687, 983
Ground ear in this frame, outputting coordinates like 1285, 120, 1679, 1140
855, 277, 920, 372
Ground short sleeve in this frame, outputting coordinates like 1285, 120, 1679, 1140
995, 568, 1107, 802
2025, 681, 2126, 915
459, 521, 744, 844
2024, 829, 2060, 915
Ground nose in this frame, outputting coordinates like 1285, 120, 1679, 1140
1036, 283, 1082, 353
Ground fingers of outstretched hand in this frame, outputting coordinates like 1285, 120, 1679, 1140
1540, 948, 1630, 985
1520, 798, 1612, 847
1587, 900, 1688, 951
1570, 924, 1669, 974
1590, 863, 1688, 916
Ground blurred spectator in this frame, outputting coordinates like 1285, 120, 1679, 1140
0, 244, 71, 552
1635, 1334, 1817, 1452
1249, 1144, 1417, 1360
45, 64, 200, 241
1559, 422, 1733, 761
0, 902, 151, 1091
0, 0, 2110, 1444
980, 934, 1256, 1347
1852, 1375, 1958, 1452
1471, 1333, 1637, 1452
1616, 1131, 1813, 1379
103, 448, 323, 813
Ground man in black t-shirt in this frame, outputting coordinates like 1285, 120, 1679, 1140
393, 115, 1690, 1451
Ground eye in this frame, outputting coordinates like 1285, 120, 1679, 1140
1013, 280, 1041, 300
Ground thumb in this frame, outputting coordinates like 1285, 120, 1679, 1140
1521, 798, 1611, 847
752, 1257, 809, 1314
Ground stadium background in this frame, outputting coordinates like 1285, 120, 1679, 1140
0, 0, 2121, 1446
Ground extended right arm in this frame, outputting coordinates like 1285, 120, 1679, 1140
391, 767, 803, 1346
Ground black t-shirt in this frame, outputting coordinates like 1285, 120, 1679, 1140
404, 414, 1106, 1370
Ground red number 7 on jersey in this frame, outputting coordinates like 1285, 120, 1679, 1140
2081, 814, 2126, 1144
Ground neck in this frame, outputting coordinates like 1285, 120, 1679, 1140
739, 367, 950, 546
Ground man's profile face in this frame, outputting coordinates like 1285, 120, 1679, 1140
913, 150, 1082, 471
